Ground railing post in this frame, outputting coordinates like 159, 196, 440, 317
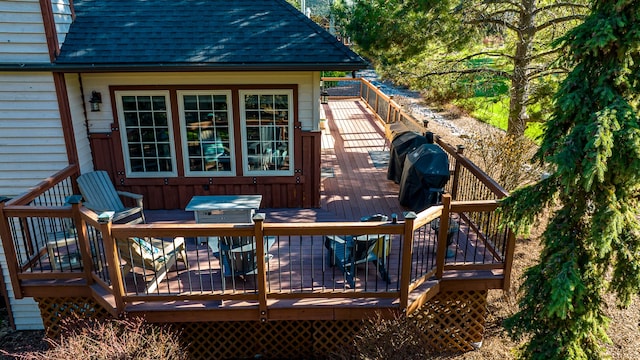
97, 212, 126, 314
386, 96, 393, 124
451, 145, 465, 200
436, 195, 452, 278
67, 195, 94, 284
502, 228, 517, 291
253, 213, 268, 322
399, 212, 416, 311
0, 198, 23, 299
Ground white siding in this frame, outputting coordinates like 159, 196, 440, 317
65, 73, 93, 173
81, 71, 321, 133
0, 72, 69, 196
0, 0, 49, 63
0, 71, 69, 330
52, 0, 72, 46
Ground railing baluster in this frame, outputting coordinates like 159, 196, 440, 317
253, 214, 268, 322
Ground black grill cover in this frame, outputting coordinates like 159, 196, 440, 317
387, 132, 428, 183
398, 144, 450, 212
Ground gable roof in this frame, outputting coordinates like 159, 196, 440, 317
54, 0, 368, 72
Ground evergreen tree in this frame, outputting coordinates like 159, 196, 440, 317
502, 1, 640, 359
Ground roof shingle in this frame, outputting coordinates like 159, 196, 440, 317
55, 0, 368, 71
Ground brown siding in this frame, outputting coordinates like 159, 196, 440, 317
89, 131, 321, 209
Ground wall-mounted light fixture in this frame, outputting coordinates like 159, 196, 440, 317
89, 91, 102, 112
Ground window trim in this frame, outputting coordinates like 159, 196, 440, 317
239, 89, 295, 177
177, 90, 236, 177
115, 90, 178, 178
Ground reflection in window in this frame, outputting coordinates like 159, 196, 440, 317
181, 93, 233, 175
243, 92, 291, 174
121, 94, 174, 174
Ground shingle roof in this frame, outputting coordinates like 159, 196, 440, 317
55, 0, 367, 71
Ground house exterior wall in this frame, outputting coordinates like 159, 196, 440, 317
0, 0, 49, 63
78, 71, 323, 209
79, 71, 321, 133
0, 0, 75, 331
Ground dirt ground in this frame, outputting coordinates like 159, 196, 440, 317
0, 102, 638, 359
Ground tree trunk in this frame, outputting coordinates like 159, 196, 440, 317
507, 0, 536, 137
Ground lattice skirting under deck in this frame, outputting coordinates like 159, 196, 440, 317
411, 290, 488, 352
35, 290, 488, 359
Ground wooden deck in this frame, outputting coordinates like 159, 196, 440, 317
126, 99, 500, 297
137, 99, 409, 295
146, 98, 403, 223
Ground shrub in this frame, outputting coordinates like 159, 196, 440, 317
464, 129, 544, 191
10, 317, 187, 360
334, 313, 431, 360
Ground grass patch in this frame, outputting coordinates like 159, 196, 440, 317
453, 96, 544, 142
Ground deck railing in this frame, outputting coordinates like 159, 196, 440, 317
324, 76, 515, 286
1, 174, 512, 319
0, 80, 514, 319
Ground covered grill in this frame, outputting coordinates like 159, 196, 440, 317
398, 143, 450, 212
386, 131, 428, 184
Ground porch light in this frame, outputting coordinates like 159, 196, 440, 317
89, 91, 102, 112
320, 91, 329, 105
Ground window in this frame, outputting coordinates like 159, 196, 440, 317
116, 91, 177, 177
240, 90, 293, 176
178, 91, 235, 176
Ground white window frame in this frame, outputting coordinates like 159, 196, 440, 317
239, 90, 294, 177
177, 90, 236, 177
115, 90, 178, 178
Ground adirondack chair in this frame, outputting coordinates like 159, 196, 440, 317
77, 171, 145, 224
116, 236, 188, 293
325, 214, 391, 288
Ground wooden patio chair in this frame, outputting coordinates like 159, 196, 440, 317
325, 214, 391, 288
116, 236, 188, 293
218, 236, 277, 278
77, 170, 145, 224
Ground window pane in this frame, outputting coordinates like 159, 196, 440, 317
245, 95, 258, 109
152, 96, 167, 111
154, 112, 168, 126
181, 92, 233, 174
127, 129, 140, 142
139, 112, 153, 126
157, 144, 171, 157
137, 96, 152, 111
120, 94, 174, 175
214, 95, 228, 110
260, 95, 273, 109
122, 96, 137, 111
183, 95, 198, 110
198, 95, 213, 111
159, 159, 172, 172
128, 144, 142, 158
144, 159, 159, 172
242, 92, 292, 173
124, 112, 139, 127
141, 129, 155, 142
274, 95, 288, 109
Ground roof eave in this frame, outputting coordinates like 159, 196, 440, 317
0, 62, 368, 73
